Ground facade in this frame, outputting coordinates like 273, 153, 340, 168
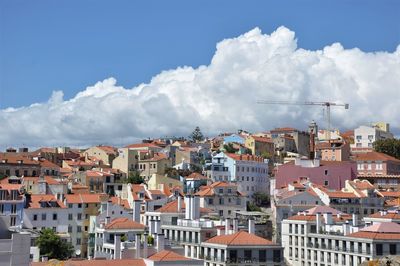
0, 154, 41, 177
138, 153, 171, 180
201, 227, 284, 266
275, 158, 356, 190
282, 205, 400, 266
147, 174, 182, 191
244, 136, 274, 157
23, 194, 68, 233
351, 125, 393, 151
64, 193, 108, 257
0, 232, 31, 266
206, 153, 269, 198
354, 151, 400, 176
270, 128, 310, 157
0, 183, 25, 228
315, 140, 350, 161
84, 146, 118, 167
196, 182, 247, 219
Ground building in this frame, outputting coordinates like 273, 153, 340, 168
84, 146, 118, 167
281, 205, 400, 266
201, 222, 284, 266
244, 136, 274, 157
270, 127, 310, 157
0, 153, 41, 177
0, 182, 25, 228
315, 140, 350, 161
138, 153, 171, 180
147, 174, 182, 191
64, 193, 108, 257
0, 231, 30, 266
206, 152, 269, 198
185, 173, 208, 193
275, 158, 356, 190
354, 151, 400, 176
23, 194, 68, 233
196, 182, 247, 219
351, 124, 393, 151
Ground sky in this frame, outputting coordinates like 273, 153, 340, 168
0, 0, 399, 148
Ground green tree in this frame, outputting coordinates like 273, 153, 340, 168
261, 151, 273, 159
36, 228, 74, 260
373, 138, 400, 159
223, 143, 238, 153
247, 202, 261, 212
189, 126, 205, 142
253, 192, 270, 207
127, 171, 144, 184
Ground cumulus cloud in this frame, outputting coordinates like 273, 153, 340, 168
1, 26, 400, 148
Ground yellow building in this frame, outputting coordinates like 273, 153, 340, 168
138, 153, 171, 180
147, 173, 182, 190
83, 146, 118, 166
245, 135, 274, 157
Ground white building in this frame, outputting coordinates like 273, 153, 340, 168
352, 124, 393, 150
0, 231, 31, 266
281, 205, 400, 266
206, 153, 269, 197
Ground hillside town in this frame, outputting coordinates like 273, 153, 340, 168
1, 121, 400, 266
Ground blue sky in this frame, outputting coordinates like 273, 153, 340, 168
1, 0, 399, 109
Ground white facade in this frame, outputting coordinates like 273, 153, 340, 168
352, 125, 393, 149
0, 232, 31, 266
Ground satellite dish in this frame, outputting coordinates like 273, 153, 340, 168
75, 249, 81, 256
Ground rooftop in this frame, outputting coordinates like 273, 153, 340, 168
204, 231, 276, 246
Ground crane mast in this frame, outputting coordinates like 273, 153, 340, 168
256, 100, 349, 140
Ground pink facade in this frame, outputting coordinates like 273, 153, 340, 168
275, 160, 357, 190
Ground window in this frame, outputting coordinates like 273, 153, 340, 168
52, 227, 56, 231
68, 226, 72, 233
10, 217, 16, 226
208, 198, 213, 205
33, 214, 37, 221
68, 204, 73, 208
42, 213, 46, 221
78, 204, 82, 208
77, 226, 82, 232
76, 238, 81, 245
324, 170, 328, 175
390, 244, 397, 255
259, 250, 266, 262
219, 210, 223, 216
219, 198, 224, 205
68, 213, 73, 220
77, 213, 82, 220
53, 213, 57, 220
376, 244, 383, 256
324, 180, 329, 186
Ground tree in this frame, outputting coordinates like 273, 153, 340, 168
247, 202, 261, 212
373, 138, 400, 160
189, 126, 204, 142
127, 171, 144, 184
223, 143, 238, 153
36, 229, 74, 260
253, 192, 270, 207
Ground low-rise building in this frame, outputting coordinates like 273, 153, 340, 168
84, 146, 118, 167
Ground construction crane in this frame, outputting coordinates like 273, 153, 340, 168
256, 100, 349, 140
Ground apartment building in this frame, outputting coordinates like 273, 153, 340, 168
84, 146, 118, 167
64, 193, 108, 258
196, 182, 247, 219
201, 221, 284, 266
138, 153, 171, 180
206, 152, 269, 197
23, 194, 68, 233
0, 182, 25, 228
0, 154, 41, 177
315, 140, 350, 161
351, 124, 393, 151
281, 205, 400, 266
244, 135, 274, 157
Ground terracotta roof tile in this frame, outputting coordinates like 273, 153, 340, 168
354, 151, 400, 163
65, 193, 108, 204
28, 194, 66, 209
205, 231, 276, 246
147, 250, 190, 261
105, 218, 145, 230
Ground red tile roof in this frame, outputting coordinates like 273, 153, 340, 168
105, 218, 145, 230
155, 199, 211, 214
205, 231, 276, 246
225, 153, 264, 162
27, 194, 67, 209
96, 146, 118, 155
354, 151, 400, 162
65, 193, 108, 204
147, 250, 190, 261
40, 159, 60, 168
347, 222, 400, 240
250, 136, 274, 143
186, 172, 208, 180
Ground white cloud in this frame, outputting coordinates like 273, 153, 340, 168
1, 26, 400, 148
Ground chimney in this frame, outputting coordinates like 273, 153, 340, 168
316, 213, 321, 234
217, 227, 225, 236
323, 212, 333, 225
177, 196, 182, 212
143, 233, 148, 258
343, 221, 350, 235
149, 219, 155, 235
225, 218, 231, 234
185, 195, 191, 219
133, 200, 141, 223
154, 219, 161, 235
156, 234, 164, 252
352, 214, 359, 227
135, 234, 141, 258
248, 218, 255, 234
232, 218, 238, 233
192, 195, 200, 220
106, 200, 112, 217
105, 216, 111, 225
114, 235, 121, 259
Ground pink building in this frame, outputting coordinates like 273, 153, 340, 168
275, 158, 356, 190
